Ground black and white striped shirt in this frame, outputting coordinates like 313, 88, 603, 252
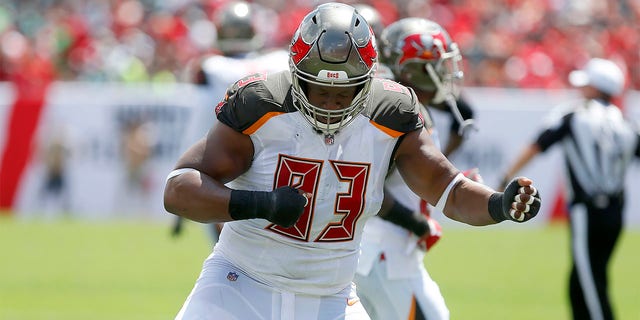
535, 99, 640, 204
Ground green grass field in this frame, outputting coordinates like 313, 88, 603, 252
1, 216, 638, 320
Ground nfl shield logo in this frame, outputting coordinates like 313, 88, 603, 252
227, 272, 239, 281
324, 133, 335, 145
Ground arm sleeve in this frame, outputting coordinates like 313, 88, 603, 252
536, 112, 573, 152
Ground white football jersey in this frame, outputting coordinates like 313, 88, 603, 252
211, 71, 424, 295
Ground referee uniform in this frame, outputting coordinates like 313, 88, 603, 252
501, 58, 638, 320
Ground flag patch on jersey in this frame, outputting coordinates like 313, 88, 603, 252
226, 272, 239, 281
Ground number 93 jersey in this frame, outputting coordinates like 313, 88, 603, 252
213, 70, 423, 296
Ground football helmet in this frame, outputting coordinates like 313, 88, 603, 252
289, 2, 378, 139
352, 4, 384, 41
215, 1, 264, 55
379, 18, 463, 103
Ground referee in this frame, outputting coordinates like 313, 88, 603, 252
500, 58, 638, 320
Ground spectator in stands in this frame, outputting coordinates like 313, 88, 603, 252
1, 0, 639, 91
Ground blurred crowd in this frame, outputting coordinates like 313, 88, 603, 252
0, 0, 638, 90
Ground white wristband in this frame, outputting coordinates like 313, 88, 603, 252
435, 173, 464, 212
166, 168, 199, 183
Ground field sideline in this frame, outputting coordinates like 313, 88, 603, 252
1, 216, 638, 319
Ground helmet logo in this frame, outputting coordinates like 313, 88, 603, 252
398, 33, 448, 65
290, 33, 313, 65
356, 33, 377, 68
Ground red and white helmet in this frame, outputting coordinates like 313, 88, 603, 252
289, 2, 378, 136
379, 18, 463, 103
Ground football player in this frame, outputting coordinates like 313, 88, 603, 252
164, 3, 541, 319
354, 17, 478, 320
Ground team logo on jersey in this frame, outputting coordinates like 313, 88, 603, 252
226, 272, 239, 281
398, 32, 448, 65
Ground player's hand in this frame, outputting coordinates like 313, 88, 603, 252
462, 167, 483, 183
229, 186, 309, 228
261, 186, 309, 227
417, 217, 442, 251
489, 177, 541, 223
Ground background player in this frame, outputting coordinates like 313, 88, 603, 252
354, 16, 478, 320
164, 3, 541, 319
170, 0, 289, 242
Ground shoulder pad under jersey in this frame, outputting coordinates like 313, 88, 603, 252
216, 71, 297, 133
363, 78, 424, 135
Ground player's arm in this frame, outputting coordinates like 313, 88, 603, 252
499, 112, 572, 190
163, 122, 253, 223
163, 122, 307, 227
395, 128, 540, 225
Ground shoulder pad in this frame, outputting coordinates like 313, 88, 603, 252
363, 78, 424, 135
216, 71, 296, 133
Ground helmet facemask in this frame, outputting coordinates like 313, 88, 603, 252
289, 3, 377, 143
423, 42, 463, 104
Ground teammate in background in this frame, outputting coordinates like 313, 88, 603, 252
354, 17, 477, 320
164, 3, 541, 319
499, 58, 636, 320
170, 0, 289, 241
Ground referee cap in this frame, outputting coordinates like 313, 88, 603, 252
569, 58, 624, 96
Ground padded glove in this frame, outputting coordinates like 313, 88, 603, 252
228, 186, 307, 227
488, 177, 541, 223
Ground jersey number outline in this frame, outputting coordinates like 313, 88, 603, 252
268, 154, 370, 242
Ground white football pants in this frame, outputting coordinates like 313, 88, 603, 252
176, 254, 370, 320
354, 256, 449, 320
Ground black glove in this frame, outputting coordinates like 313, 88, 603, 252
488, 177, 541, 223
228, 186, 307, 227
